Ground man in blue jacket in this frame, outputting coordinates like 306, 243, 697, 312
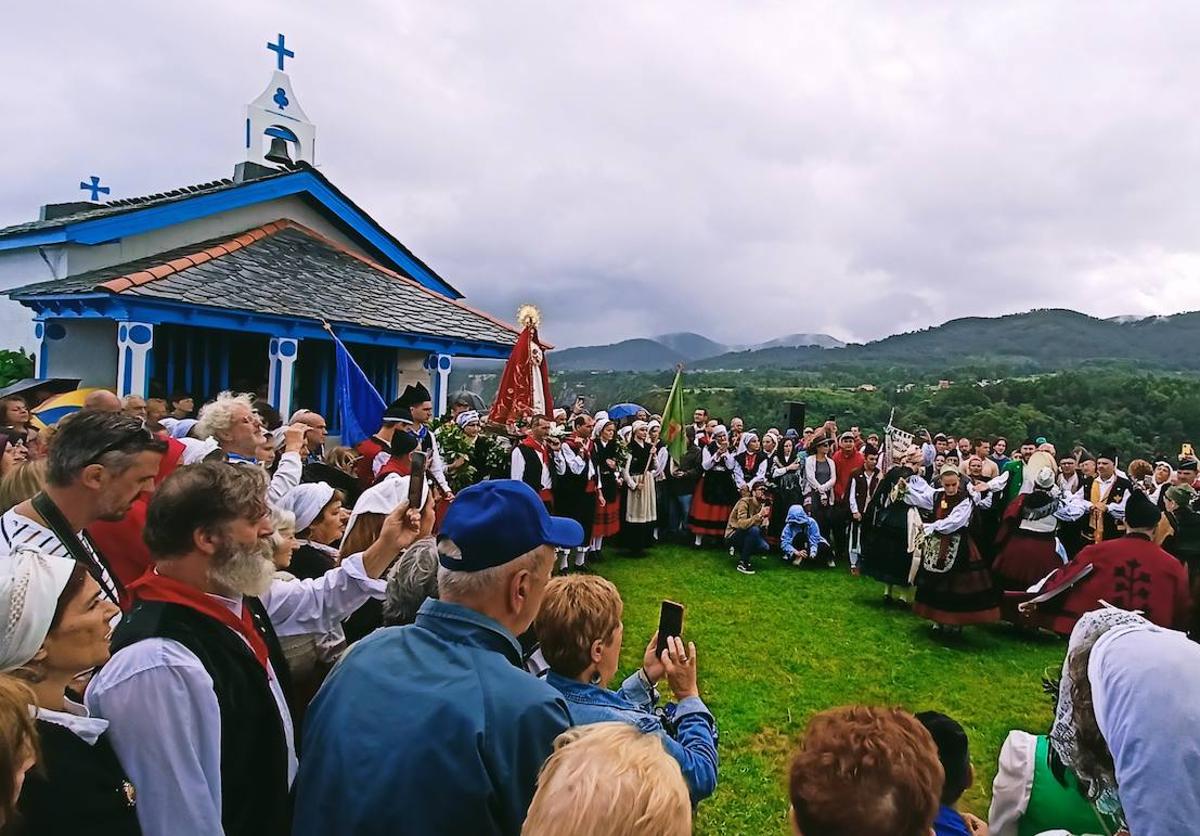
293, 480, 582, 836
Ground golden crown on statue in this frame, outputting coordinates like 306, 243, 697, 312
517, 304, 541, 330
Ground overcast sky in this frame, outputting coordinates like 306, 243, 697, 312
4, 2, 1200, 348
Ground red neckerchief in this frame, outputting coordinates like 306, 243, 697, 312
127, 569, 270, 672
564, 435, 590, 458
521, 436, 550, 466
744, 452, 758, 471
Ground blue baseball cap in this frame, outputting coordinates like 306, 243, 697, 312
439, 480, 584, 571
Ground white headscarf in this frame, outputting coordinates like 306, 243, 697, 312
1087, 618, 1200, 834
169, 418, 198, 439
455, 410, 480, 429
591, 418, 611, 440
618, 426, 633, 443
1050, 607, 1159, 815
711, 425, 728, 439
276, 482, 336, 532
344, 473, 430, 543
736, 432, 759, 455
0, 550, 76, 672
178, 436, 221, 466
631, 420, 648, 436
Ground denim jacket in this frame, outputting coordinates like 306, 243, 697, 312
545, 669, 719, 802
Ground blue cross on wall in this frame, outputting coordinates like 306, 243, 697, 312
267, 33, 294, 71
80, 176, 109, 201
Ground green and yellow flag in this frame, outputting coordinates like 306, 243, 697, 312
662, 366, 687, 462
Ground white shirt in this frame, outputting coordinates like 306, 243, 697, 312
0, 507, 120, 603
86, 554, 386, 836
37, 698, 108, 745
510, 443, 565, 491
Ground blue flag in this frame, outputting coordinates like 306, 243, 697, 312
330, 328, 385, 446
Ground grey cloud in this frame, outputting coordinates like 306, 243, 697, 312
4, 1, 1200, 349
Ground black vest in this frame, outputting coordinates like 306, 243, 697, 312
517, 444, 546, 491
17, 720, 141, 836
110, 598, 293, 836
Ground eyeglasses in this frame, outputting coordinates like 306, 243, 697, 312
88, 424, 156, 465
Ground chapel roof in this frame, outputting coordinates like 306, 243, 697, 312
0, 163, 463, 299
8, 219, 517, 348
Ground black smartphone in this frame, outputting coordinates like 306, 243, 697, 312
656, 600, 685, 657
408, 451, 427, 508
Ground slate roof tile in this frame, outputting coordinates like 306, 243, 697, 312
8, 220, 517, 347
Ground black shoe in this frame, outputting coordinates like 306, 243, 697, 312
736, 561, 756, 575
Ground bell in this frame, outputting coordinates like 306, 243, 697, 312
264, 136, 294, 167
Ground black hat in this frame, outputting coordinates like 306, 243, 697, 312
382, 401, 414, 425
396, 382, 432, 409
390, 431, 419, 457
862, 443, 879, 456
1096, 449, 1118, 464
1125, 489, 1161, 529
1022, 490, 1055, 514
1177, 457, 1199, 472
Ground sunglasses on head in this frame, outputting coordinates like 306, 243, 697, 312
88, 424, 155, 465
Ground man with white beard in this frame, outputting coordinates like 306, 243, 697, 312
86, 462, 424, 836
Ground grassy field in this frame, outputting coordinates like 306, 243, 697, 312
593, 543, 1066, 835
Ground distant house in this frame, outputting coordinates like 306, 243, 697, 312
0, 43, 516, 424
856, 383, 877, 392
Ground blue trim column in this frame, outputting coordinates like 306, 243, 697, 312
269, 337, 299, 419
116, 322, 154, 398
426, 353, 452, 416
33, 322, 46, 376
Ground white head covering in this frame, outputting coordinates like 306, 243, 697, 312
455, 410, 480, 428
0, 550, 76, 672
178, 436, 221, 466
631, 420, 648, 436
1050, 606, 1158, 814
344, 473, 430, 543
593, 410, 609, 424
169, 418, 198, 439
1087, 616, 1200, 833
276, 482, 336, 532
737, 432, 759, 454
711, 425, 728, 439
648, 420, 661, 431
591, 418, 611, 440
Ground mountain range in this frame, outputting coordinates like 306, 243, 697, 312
539, 309, 1200, 372
551, 331, 845, 371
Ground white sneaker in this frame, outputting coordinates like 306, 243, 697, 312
737, 563, 756, 575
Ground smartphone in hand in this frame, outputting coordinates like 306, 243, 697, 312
407, 451, 427, 509
656, 600, 685, 657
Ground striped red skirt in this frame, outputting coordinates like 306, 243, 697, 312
593, 493, 622, 538
689, 483, 733, 538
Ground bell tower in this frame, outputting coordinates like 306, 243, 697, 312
245, 34, 315, 168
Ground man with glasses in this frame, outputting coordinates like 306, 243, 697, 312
0, 410, 167, 604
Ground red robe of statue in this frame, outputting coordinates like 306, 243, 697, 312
488, 324, 553, 426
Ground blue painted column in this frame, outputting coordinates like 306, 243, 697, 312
268, 337, 299, 419
116, 322, 154, 398
426, 353, 453, 416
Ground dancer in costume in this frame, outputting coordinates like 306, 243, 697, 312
910, 465, 1001, 631
589, 418, 622, 558
690, 426, 738, 545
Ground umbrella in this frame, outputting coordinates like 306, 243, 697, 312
30, 388, 104, 430
449, 390, 486, 412
607, 403, 647, 421
0, 377, 81, 405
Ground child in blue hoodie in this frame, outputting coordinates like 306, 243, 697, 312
780, 503, 834, 567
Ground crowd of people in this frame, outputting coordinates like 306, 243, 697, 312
0, 381, 1194, 835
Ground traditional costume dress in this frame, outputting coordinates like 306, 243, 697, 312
689, 428, 738, 543
910, 474, 1001, 627
622, 428, 658, 555
733, 434, 769, 493
556, 430, 599, 568
510, 433, 564, 510
992, 487, 1089, 594
847, 464, 882, 571
590, 420, 623, 550
860, 466, 928, 600
1013, 492, 1192, 635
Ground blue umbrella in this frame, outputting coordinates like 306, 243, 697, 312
607, 403, 646, 420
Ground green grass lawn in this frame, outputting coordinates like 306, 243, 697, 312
592, 543, 1066, 835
